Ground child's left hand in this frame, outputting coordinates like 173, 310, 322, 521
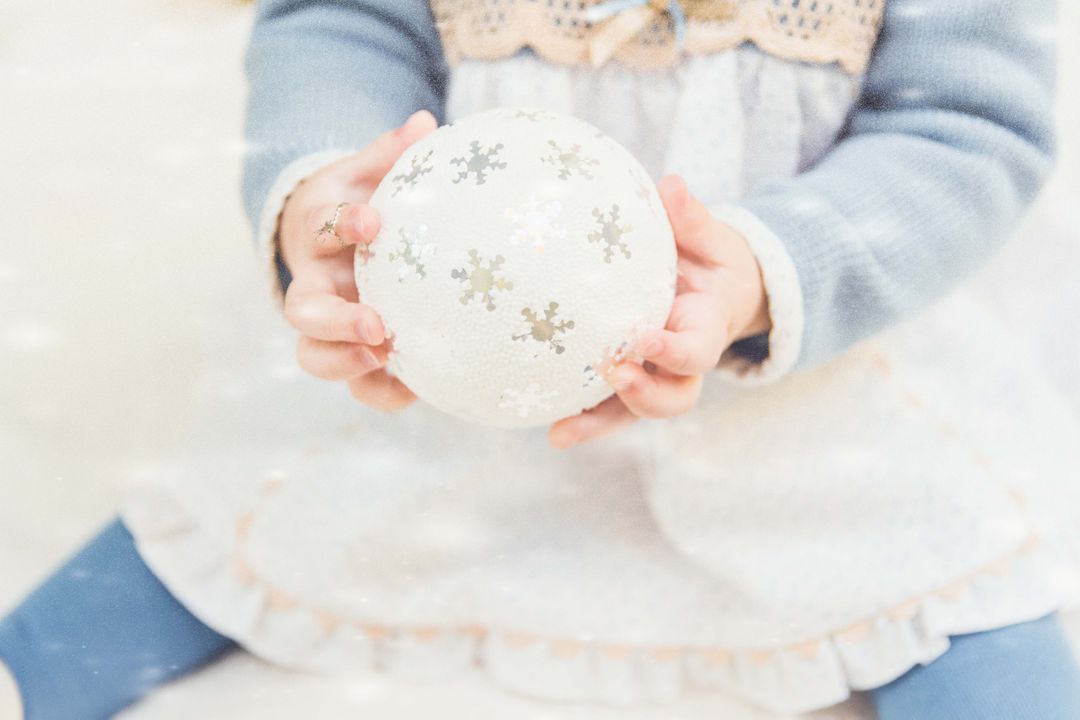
549, 175, 770, 449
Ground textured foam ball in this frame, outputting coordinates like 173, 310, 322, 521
357, 107, 677, 428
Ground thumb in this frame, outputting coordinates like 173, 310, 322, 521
657, 174, 721, 264
340, 109, 440, 184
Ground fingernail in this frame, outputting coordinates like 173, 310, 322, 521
359, 346, 380, 369
642, 337, 663, 357
397, 111, 422, 135
611, 368, 634, 391
356, 318, 382, 344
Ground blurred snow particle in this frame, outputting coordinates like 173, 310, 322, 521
1025, 21, 1056, 45
891, 3, 927, 18
270, 362, 302, 380
897, 86, 925, 102
4, 322, 62, 351
0, 263, 24, 284
154, 143, 200, 167
221, 139, 252, 157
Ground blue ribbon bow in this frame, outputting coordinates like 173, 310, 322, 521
584, 0, 688, 50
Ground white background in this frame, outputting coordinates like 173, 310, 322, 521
1, 1, 1078, 718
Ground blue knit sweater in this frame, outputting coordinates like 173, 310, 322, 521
241, 0, 1056, 372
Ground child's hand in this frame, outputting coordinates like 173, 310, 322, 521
549, 175, 770, 449
278, 110, 437, 410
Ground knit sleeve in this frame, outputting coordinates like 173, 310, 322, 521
732, 0, 1056, 374
241, 0, 447, 292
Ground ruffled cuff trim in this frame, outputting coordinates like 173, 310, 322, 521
710, 204, 805, 385
256, 150, 357, 304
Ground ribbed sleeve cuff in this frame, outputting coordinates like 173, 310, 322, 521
255, 150, 357, 303
710, 204, 805, 385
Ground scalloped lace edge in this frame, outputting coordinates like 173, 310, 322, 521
432, 1, 885, 75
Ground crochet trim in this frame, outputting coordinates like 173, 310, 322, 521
122, 472, 1079, 715
430, 0, 886, 75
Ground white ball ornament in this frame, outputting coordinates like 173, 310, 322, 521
357, 107, 677, 428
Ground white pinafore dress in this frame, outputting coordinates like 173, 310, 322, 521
121, 1, 1080, 715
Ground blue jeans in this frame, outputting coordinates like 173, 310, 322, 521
2, 519, 1079, 719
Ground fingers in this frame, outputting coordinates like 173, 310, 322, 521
296, 337, 388, 381
284, 272, 385, 344
637, 327, 723, 376
344, 109, 439, 184
304, 202, 381, 260
638, 292, 730, 375
610, 362, 703, 419
657, 174, 722, 265
549, 395, 639, 449
347, 372, 418, 411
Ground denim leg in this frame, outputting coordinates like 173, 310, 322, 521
0, 518, 236, 720
871, 613, 1080, 720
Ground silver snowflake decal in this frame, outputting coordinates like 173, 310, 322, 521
450, 250, 513, 311
505, 197, 566, 253
356, 238, 376, 267
512, 301, 575, 355
542, 140, 599, 181
509, 109, 556, 122
451, 141, 507, 185
390, 150, 434, 197
387, 225, 437, 281
588, 204, 632, 263
499, 383, 558, 418
629, 165, 659, 217
582, 340, 633, 388
582, 364, 603, 389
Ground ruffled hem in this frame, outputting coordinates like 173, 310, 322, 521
121, 481, 1080, 716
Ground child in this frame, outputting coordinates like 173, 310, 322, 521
4, 0, 1080, 718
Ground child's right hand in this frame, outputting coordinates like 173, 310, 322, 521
278, 110, 438, 410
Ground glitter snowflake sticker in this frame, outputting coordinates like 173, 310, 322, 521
583, 342, 632, 389
451, 140, 507, 185
588, 204, 632, 263
390, 149, 434, 197
582, 328, 649, 388
512, 301, 575, 355
505, 197, 566, 253
628, 164, 660, 217
387, 225, 437, 281
542, 140, 599, 181
507, 109, 556, 122
450, 250, 513, 311
499, 383, 559, 418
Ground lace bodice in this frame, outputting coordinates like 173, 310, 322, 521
430, 0, 886, 74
